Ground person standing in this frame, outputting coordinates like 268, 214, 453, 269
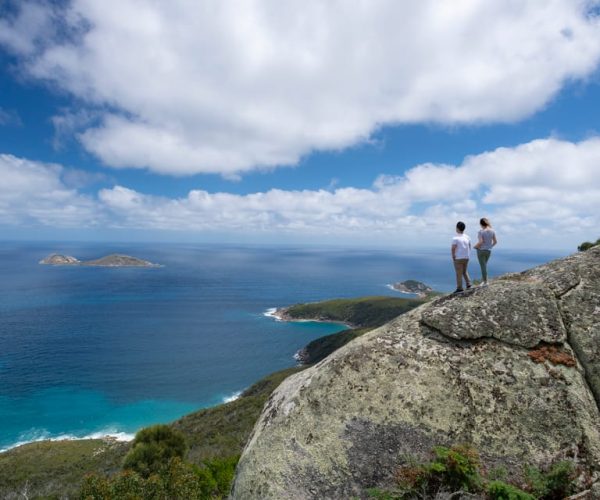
451, 221, 472, 293
474, 217, 497, 286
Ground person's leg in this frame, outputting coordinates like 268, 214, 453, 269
477, 250, 487, 282
478, 250, 491, 283
453, 260, 464, 290
462, 259, 472, 288
483, 250, 491, 282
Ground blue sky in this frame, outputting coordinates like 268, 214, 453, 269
1, 1, 600, 249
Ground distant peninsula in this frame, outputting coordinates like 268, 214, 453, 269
390, 279, 433, 297
39, 253, 161, 268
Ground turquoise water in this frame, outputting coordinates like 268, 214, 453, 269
0, 242, 563, 450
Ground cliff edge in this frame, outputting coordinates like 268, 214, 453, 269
232, 247, 600, 499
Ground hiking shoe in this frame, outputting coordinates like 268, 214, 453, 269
452, 288, 464, 294
466, 284, 472, 290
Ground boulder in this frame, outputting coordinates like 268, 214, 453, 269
232, 247, 600, 499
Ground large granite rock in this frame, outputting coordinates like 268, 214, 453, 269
232, 247, 600, 499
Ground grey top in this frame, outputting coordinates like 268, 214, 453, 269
477, 228, 496, 251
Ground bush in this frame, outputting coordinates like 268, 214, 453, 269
364, 445, 580, 500
427, 445, 482, 493
578, 238, 600, 251
204, 455, 239, 497
123, 424, 187, 477
80, 456, 237, 499
488, 480, 535, 500
525, 461, 577, 499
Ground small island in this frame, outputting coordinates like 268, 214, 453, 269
39, 254, 161, 268
391, 279, 433, 297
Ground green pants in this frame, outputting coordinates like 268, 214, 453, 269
477, 249, 491, 282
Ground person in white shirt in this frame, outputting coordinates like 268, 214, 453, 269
451, 221, 472, 293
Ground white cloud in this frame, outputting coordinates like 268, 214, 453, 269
2, 0, 600, 176
1, 137, 599, 247
0, 154, 102, 227
95, 137, 600, 244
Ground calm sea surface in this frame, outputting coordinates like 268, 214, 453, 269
0, 242, 564, 450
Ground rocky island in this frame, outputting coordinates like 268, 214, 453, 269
39, 253, 161, 267
391, 279, 433, 297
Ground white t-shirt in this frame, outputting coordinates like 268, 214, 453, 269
452, 233, 471, 259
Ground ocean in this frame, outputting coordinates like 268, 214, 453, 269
0, 242, 564, 451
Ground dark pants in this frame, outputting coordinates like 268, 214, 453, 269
453, 259, 471, 290
477, 249, 491, 282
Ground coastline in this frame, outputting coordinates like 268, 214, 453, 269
0, 391, 244, 455
263, 307, 354, 328
0, 430, 134, 454
386, 283, 428, 298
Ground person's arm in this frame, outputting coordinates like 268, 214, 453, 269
474, 234, 483, 250
451, 242, 457, 260
492, 233, 498, 247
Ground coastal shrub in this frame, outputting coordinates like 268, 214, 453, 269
487, 480, 534, 500
364, 445, 580, 500
122, 424, 187, 477
80, 457, 235, 499
578, 238, 600, 251
426, 445, 482, 493
204, 455, 239, 496
524, 461, 577, 499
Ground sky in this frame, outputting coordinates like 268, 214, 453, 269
1, 0, 600, 250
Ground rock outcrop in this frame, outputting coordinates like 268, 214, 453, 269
232, 247, 600, 499
392, 280, 433, 297
39, 254, 81, 265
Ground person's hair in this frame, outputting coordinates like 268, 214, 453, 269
456, 221, 466, 232
480, 217, 491, 228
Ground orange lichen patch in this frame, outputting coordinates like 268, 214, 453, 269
395, 465, 425, 487
528, 345, 577, 367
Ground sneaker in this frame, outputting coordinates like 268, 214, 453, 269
480, 281, 488, 287
452, 288, 464, 294
466, 284, 472, 290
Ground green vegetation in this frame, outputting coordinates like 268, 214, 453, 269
288, 296, 430, 363
523, 461, 577, 499
487, 480, 535, 500
172, 366, 303, 463
578, 237, 600, 251
80, 456, 237, 499
366, 445, 578, 500
0, 438, 129, 499
284, 295, 427, 327
300, 327, 373, 364
122, 425, 187, 477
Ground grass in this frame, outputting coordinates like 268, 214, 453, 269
0, 438, 129, 499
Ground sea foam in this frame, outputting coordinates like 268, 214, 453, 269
222, 391, 242, 403
263, 307, 281, 320
0, 428, 134, 453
